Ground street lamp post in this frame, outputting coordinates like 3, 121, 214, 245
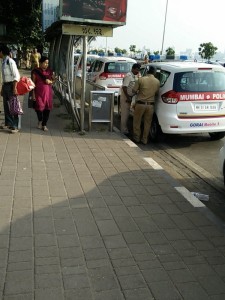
161, 0, 169, 55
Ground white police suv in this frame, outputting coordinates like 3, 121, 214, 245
140, 61, 225, 141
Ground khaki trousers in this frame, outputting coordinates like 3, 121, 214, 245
120, 93, 130, 134
133, 103, 154, 144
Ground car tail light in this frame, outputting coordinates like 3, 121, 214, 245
99, 72, 108, 80
161, 90, 179, 104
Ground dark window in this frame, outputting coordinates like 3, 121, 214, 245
104, 62, 133, 73
174, 71, 225, 92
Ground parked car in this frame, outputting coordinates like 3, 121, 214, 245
219, 143, 225, 185
139, 61, 225, 141
87, 56, 136, 101
74, 54, 100, 77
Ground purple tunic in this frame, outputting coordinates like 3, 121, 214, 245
33, 68, 53, 111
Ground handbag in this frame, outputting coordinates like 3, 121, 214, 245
8, 95, 23, 115
28, 91, 36, 109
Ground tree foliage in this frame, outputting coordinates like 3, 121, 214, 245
198, 42, 218, 61
0, 0, 45, 50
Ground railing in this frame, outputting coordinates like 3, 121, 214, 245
53, 75, 105, 130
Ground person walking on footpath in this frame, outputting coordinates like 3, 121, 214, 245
132, 65, 160, 145
30, 48, 41, 70
31, 56, 55, 131
0, 44, 21, 133
120, 63, 141, 136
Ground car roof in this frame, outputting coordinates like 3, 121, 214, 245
95, 56, 136, 63
142, 61, 224, 71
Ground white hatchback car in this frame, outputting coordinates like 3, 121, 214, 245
74, 54, 100, 77
87, 56, 136, 99
139, 61, 225, 141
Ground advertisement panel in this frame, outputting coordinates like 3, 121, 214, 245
60, 0, 127, 26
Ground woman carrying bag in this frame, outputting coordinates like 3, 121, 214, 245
31, 56, 55, 131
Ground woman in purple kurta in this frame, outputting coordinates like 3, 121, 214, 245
31, 56, 55, 131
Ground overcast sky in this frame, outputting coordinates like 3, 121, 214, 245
91, 0, 225, 55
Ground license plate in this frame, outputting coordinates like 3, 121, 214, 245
194, 103, 218, 111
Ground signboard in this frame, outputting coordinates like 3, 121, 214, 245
62, 24, 113, 37
42, 0, 59, 31
89, 91, 114, 131
59, 0, 127, 26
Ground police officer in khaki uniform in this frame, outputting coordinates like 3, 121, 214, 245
132, 65, 160, 145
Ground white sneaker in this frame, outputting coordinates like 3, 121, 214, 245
11, 128, 19, 134
42, 126, 48, 131
37, 122, 42, 129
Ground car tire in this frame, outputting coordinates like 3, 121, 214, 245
149, 114, 163, 142
208, 132, 225, 141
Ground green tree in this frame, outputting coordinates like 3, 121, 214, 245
129, 45, 136, 54
198, 42, 218, 61
0, 0, 45, 50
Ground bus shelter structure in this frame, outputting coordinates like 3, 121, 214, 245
45, 18, 120, 133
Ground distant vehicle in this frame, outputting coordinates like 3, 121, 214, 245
219, 143, 225, 185
87, 56, 136, 100
139, 61, 225, 141
74, 54, 100, 77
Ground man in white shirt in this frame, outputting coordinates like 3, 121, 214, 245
120, 63, 141, 136
0, 44, 20, 133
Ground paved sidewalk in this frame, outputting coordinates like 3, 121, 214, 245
0, 76, 225, 300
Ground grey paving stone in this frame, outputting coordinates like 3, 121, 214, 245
35, 264, 60, 274
58, 246, 82, 259
87, 197, 107, 208
63, 273, 90, 290
4, 270, 33, 295
91, 207, 112, 220
8, 250, 33, 263
108, 248, 132, 260
35, 273, 62, 289
35, 288, 64, 300
34, 234, 57, 247
94, 289, 125, 300
142, 268, 170, 283
64, 287, 93, 300
176, 281, 210, 300
96, 219, 120, 236
90, 273, 119, 292
56, 234, 79, 248
8, 261, 33, 272
118, 273, 147, 290
123, 288, 154, 300
134, 217, 159, 233
3, 294, 34, 300
83, 247, 108, 261
149, 280, 182, 300
114, 216, 139, 232
168, 268, 195, 283
35, 246, 58, 258
80, 236, 104, 249
109, 205, 130, 217
188, 263, 217, 277
114, 265, 140, 276
34, 218, 54, 234
103, 235, 127, 249
198, 275, 225, 295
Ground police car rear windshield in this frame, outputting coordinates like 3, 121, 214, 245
174, 71, 225, 92
104, 62, 134, 73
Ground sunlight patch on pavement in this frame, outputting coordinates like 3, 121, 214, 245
124, 140, 138, 147
144, 157, 163, 170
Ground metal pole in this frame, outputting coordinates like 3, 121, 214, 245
80, 35, 88, 134
161, 0, 168, 55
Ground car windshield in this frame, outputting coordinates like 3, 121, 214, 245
174, 71, 225, 92
104, 62, 133, 73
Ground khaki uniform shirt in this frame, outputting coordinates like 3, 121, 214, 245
133, 74, 160, 102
